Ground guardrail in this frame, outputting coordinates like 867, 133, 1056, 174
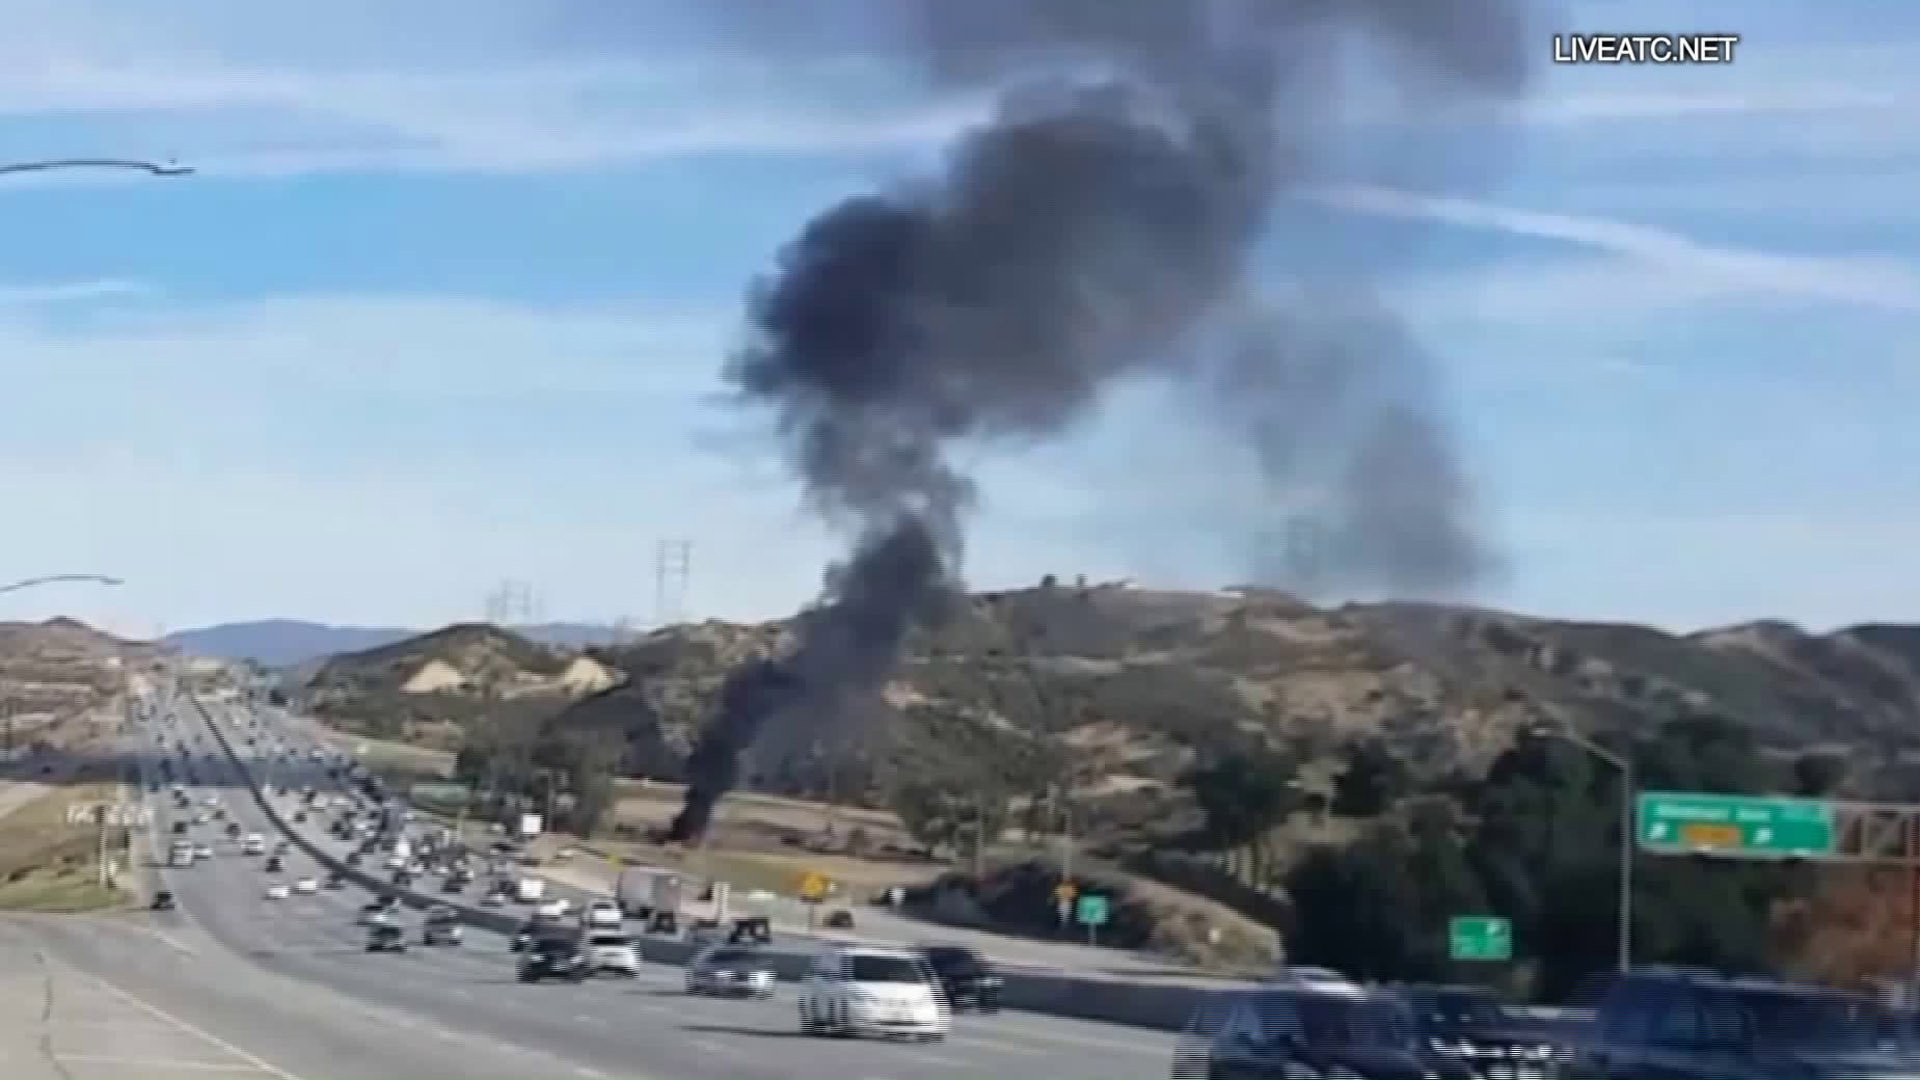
186, 692, 1233, 1033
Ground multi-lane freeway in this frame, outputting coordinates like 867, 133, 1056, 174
3, 688, 1181, 1080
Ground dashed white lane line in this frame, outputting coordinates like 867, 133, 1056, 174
59, 1054, 266, 1073
68, 966, 306, 1080
903, 1046, 973, 1069
977, 1018, 1172, 1057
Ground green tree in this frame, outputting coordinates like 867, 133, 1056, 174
1791, 750, 1849, 797
1332, 738, 1408, 817
1184, 748, 1296, 847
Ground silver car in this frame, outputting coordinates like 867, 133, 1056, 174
686, 944, 776, 998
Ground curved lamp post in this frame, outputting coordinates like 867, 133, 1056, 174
0, 158, 194, 179
1531, 724, 1636, 973
0, 574, 125, 598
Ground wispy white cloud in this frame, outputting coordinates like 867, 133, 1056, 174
1315, 185, 1920, 313
0, 279, 152, 305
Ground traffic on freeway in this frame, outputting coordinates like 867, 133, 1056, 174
104, 677, 1920, 1080
113, 683, 1183, 1080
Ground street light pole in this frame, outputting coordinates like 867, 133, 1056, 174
1534, 725, 1635, 973
0, 574, 124, 598
0, 158, 193, 179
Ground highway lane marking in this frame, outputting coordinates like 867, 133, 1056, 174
58, 1054, 267, 1073
902, 1046, 972, 1068
113, 921, 198, 957
66, 967, 307, 1080
970, 1018, 1171, 1057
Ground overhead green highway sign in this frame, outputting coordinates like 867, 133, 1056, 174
1637, 791, 1835, 858
1449, 916, 1512, 962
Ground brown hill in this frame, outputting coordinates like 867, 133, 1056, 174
303, 623, 618, 742
546, 584, 1920, 829
0, 617, 146, 718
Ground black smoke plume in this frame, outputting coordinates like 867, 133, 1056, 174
667, 0, 1532, 843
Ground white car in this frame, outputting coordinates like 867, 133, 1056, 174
799, 947, 949, 1041
265, 883, 291, 900
383, 854, 405, 871
293, 876, 319, 894
192, 844, 213, 860
582, 901, 622, 930
242, 834, 266, 855
584, 932, 640, 976
536, 897, 571, 919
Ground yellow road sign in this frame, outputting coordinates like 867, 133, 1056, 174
1054, 881, 1078, 902
798, 870, 829, 901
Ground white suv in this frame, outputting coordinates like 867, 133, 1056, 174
584, 932, 639, 976
799, 947, 949, 1041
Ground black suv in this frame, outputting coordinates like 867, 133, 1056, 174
518, 936, 588, 983
1173, 987, 1478, 1080
920, 945, 1002, 1013
1390, 983, 1561, 1078
1565, 968, 1917, 1079
366, 923, 408, 953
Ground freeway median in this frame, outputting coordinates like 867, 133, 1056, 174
190, 692, 1242, 1032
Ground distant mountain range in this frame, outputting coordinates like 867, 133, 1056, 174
163, 619, 630, 666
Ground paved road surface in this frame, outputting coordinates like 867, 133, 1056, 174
247, 700, 1246, 987
129, 698, 1181, 1080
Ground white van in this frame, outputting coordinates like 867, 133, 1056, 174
515, 877, 546, 903
798, 947, 949, 1041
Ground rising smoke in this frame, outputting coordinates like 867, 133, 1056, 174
667, 0, 1533, 843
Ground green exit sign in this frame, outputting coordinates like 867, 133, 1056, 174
1449, 916, 1511, 962
1637, 791, 1836, 859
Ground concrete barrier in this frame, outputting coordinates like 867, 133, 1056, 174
188, 693, 1215, 1033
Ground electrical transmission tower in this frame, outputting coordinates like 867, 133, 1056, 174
484, 580, 543, 626
653, 540, 692, 628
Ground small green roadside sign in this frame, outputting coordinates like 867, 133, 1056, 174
1075, 894, 1110, 927
1636, 791, 1835, 858
1449, 916, 1512, 962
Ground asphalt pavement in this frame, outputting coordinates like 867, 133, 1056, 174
112, 696, 1182, 1080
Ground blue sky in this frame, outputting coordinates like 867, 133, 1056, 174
0, 0, 1915, 636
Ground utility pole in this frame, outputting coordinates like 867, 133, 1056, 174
95, 804, 109, 889
654, 540, 692, 628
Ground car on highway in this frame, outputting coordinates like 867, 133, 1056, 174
293, 876, 319, 895
358, 897, 400, 926
536, 897, 571, 919
1388, 983, 1559, 1079
225, 821, 242, 839
799, 947, 949, 1042
422, 907, 464, 946
583, 931, 639, 977
242, 834, 266, 855
1171, 984, 1478, 1080
263, 854, 283, 873
685, 944, 776, 998
518, 935, 589, 983
366, 923, 408, 953
1559, 968, 1917, 1079
510, 917, 561, 952
919, 945, 1002, 1014
192, 843, 212, 860
582, 900, 622, 930
149, 890, 176, 911
265, 883, 291, 901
